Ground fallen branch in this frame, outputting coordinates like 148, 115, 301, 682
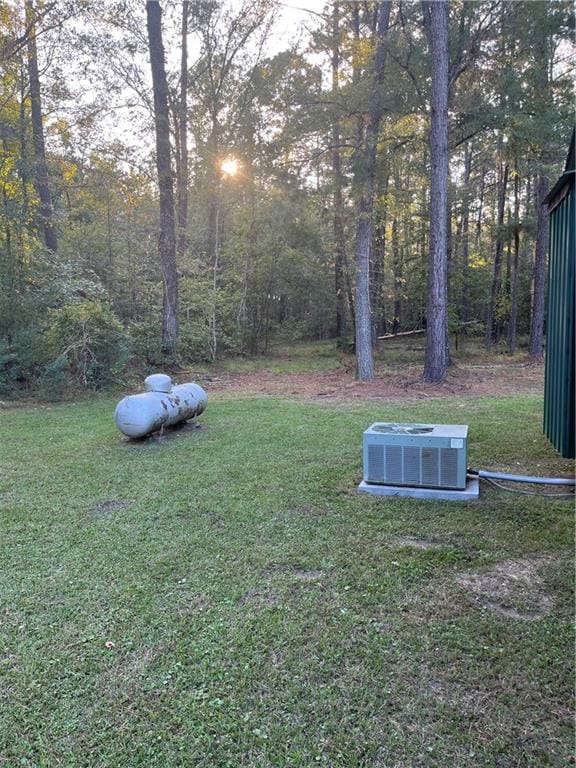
378, 321, 478, 342
377, 329, 425, 341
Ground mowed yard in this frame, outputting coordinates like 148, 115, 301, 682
1, 347, 574, 767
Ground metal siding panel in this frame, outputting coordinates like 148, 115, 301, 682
564, 189, 575, 456
367, 444, 385, 483
554, 201, 564, 448
421, 448, 439, 486
561, 201, 569, 449
558, 195, 572, 455
403, 446, 421, 485
545, 205, 557, 442
544, 185, 576, 458
440, 448, 458, 488
553, 204, 563, 447
385, 445, 403, 484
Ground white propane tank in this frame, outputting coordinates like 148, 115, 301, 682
115, 374, 208, 438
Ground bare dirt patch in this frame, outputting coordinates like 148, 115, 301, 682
174, 593, 212, 618
262, 564, 326, 581
392, 536, 450, 550
99, 645, 158, 699
204, 360, 543, 402
89, 499, 131, 517
456, 557, 554, 620
240, 588, 281, 607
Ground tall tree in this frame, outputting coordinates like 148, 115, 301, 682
146, 0, 178, 355
176, 1, 189, 268
422, 0, 449, 382
459, 140, 473, 322
24, 0, 58, 254
506, 163, 521, 353
485, 154, 509, 347
331, 0, 347, 340
528, 173, 549, 358
527, 3, 556, 360
353, 0, 392, 381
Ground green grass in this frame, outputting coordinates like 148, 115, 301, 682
219, 340, 342, 374
213, 336, 535, 377
0, 392, 573, 767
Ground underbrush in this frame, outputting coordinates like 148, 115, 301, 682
1, 335, 537, 404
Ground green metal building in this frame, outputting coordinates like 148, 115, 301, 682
543, 130, 575, 458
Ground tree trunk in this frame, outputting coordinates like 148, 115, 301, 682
423, 0, 449, 383
353, 1, 392, 381
177, 2, 189, 266
485, 159, 509, 347
19, 59, 30, 233
146, 0, 178, 356
25, 0, 57, 254
507, 165, 520, 353
528, 174, 549, 358
351, 4, 364, 160
392, 214, 401, 334
344, 252, 355, 338
236, 128, 257, 348
372, 174, 389, 338
210, 186, 221, 361
475, 161, 486, 250
331, 1, 347, 340
460, 141, 472, 321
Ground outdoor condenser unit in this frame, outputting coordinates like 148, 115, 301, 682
362, 423, 469, 490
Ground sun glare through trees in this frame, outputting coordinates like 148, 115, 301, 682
0, 0, 573, 391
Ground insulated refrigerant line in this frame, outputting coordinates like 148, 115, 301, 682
468, 469, 575, 486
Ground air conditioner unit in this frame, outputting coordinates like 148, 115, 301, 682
362, 423, 468, 490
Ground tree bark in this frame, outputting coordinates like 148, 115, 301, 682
146, 0, 178, 356
331, 1, 347, 340
372, 173, 389, 339
485, 159, 509, 347
210, 183, 221, 361
475, 160, 486, 250
422, 0, 449, 383
460, 141, 472, 321
528, 174, 549, 358
177, 2, 189, 267
392, 213, 401, 334
25, 0, 57, 254
351, 4, 364, 160
506, 166, 520, 353
353, 0, 392, 381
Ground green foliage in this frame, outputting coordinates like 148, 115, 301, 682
0, 341, 18, 395
39, 354, 71, 401
44, 300, 130, 392
2, 0, 573, 382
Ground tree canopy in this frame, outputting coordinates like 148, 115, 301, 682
0, 0, 573, 393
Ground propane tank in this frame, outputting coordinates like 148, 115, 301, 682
115, 374, 208, 438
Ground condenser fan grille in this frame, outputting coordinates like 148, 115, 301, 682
371, 424, 434, 435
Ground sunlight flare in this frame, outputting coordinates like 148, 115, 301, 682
220, 157, 239, 177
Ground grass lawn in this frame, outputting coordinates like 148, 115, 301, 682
218, 341, 343, 374
0, 389, 574, 767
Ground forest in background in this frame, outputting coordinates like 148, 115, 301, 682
0, 0, 573, 395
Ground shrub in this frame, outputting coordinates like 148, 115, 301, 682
44, 300, 130, 391
0, 341, 18, 395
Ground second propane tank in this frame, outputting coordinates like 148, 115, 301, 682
115, 374, 208, 438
